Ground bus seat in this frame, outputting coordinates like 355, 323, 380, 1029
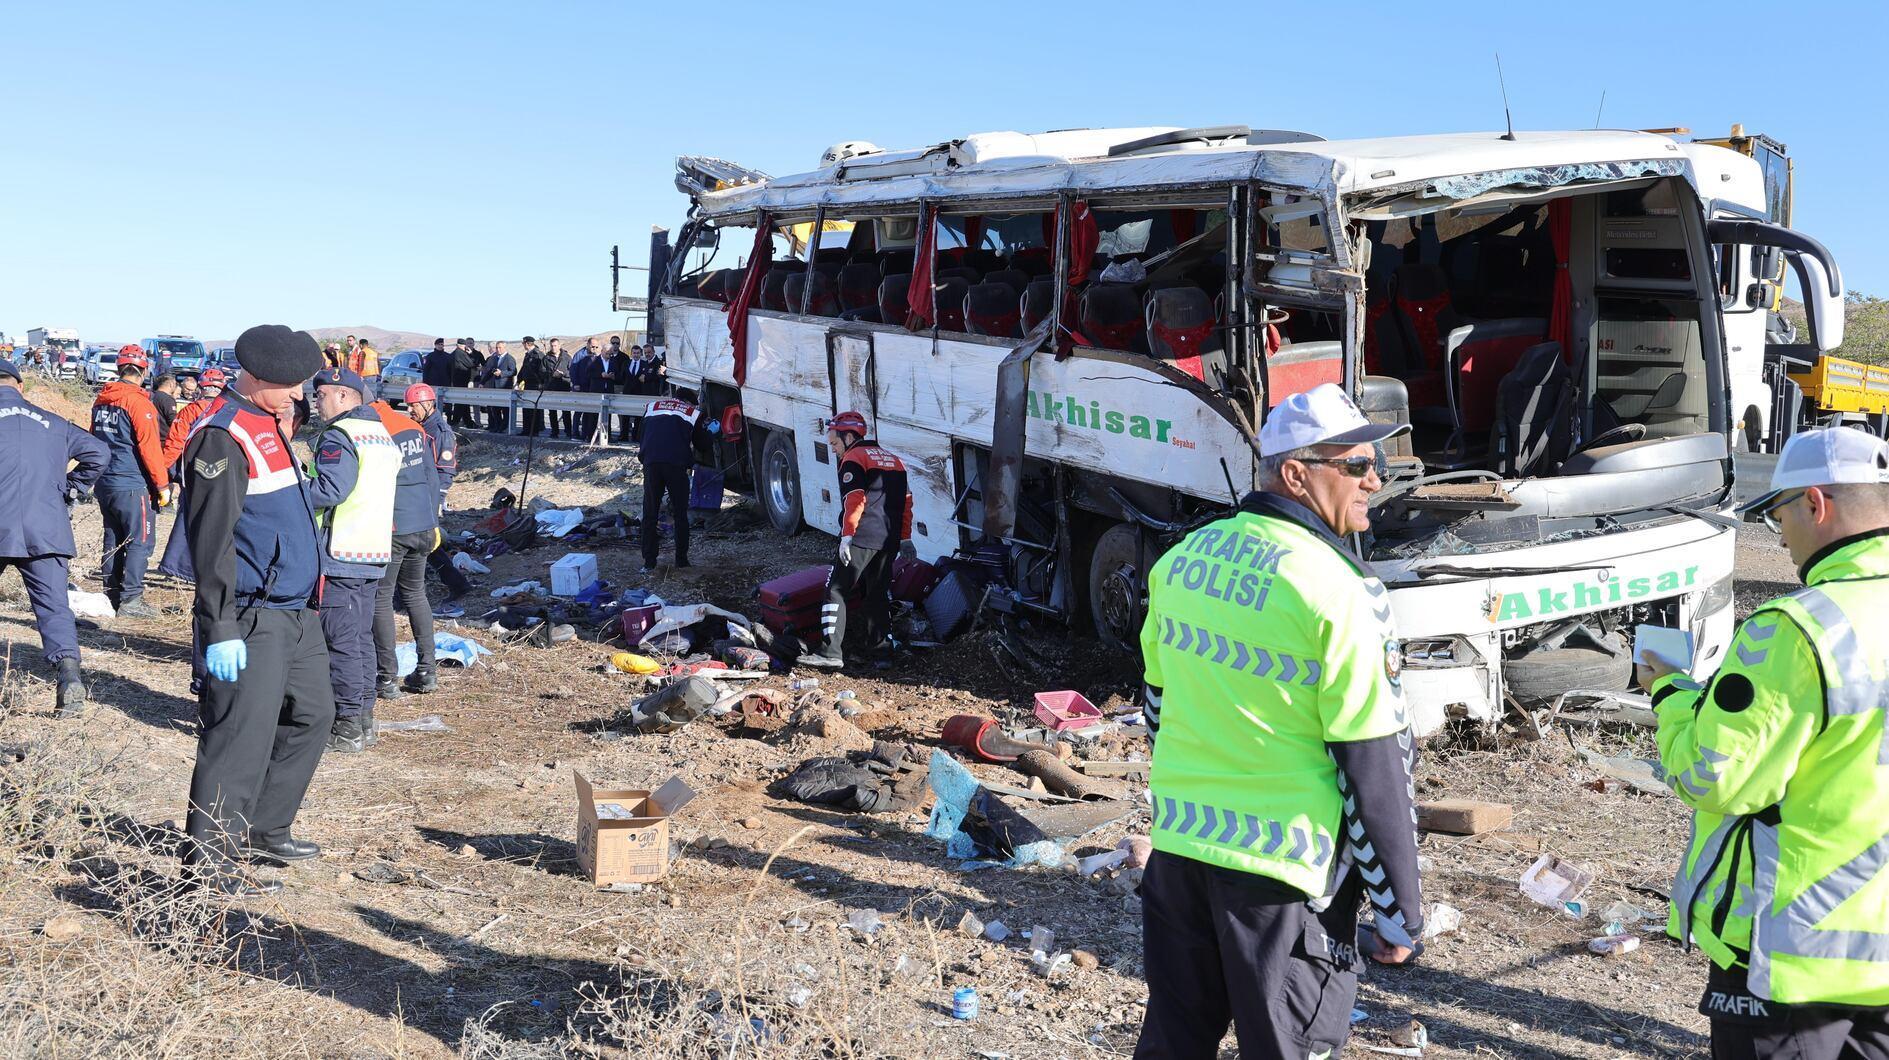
701, 269, 739, 305
965, 282, 1023, 338
966, 249, 1002, 273
1011, 247, 1052, 276
815, 247, 849, 266
813, 261, 844, 280
937, 247, 969, 270
1491, 341, 1574, 477
839, 305, 883, 324
878, 249, 915, 276
1388, 264, 1456, 408
1445, 318, 1547, 436
935, 276, 971, 331
1078, 283, 1144, 352
937, 266, 982, 286
1021, 278, 1056, 331
786, 272, 841, 317
984, 268, 1029, 297
879, 274, 912, 325
837, 263, 881, 312
760, 269, 794, 311
1266, 341, 1344, 407
1146, 287, 1218, 383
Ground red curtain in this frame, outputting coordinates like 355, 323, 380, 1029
1548, 198, 1573, 361
1068, 200, 1098, 286
1169, 208, 1197, 244
963, 215, 985, 253
725, 215, 773, 386
905, 203, 939, 330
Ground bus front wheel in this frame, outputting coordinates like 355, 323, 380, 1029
1087, 522, 1145, 653
758, 430, 803, 536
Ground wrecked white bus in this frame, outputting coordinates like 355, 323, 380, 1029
642, 125, 1845, 737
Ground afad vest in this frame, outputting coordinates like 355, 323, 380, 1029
1143, 502, 1406, 898
194, 396, 321, 608
322, 415, 400, 565
1665, 534, 1889, 1006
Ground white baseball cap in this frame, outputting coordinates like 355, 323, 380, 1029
1738, 426, 1889, 514
1259, 382, 1411, 456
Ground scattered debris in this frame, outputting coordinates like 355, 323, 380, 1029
1578, 749, 1672, 797
65, 585, 114, 619
574, 774, 696, 887
983, 920, 1011, 942
1416, 799, 1512, 836
925, 749, 1065, 869
354, 862, 410, 885
779, 744, 930, 812
1033, 690, 1103, 731
1519, 853, 1597, 917
550, 552, 599, 595
491, 579, 543, 599
39, 913, 84, 941
374, 714, 450, 734
1070, 948, 1099, 971
844, 908, 884, 937
628, 676, 719, 734
1423, 903, 1463, 939
1587, 934, 1641, 956
952, 986, 979, 1020
741, 816, 762, 830
394, 632, 491, 676
1015, 749, 1126, 801
610, 651, 661, 675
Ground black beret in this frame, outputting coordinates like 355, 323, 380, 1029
235, 325, 325, 385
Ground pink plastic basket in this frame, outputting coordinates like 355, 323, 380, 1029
1033, 690, 1103, 731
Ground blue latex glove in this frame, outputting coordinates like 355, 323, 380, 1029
206, 639, 247, 682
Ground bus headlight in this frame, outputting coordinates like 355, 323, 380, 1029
1697, 575, 1733, 617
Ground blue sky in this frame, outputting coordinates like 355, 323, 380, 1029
3, 0, 1882, 343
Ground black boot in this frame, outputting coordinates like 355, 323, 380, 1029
375, 677, 406, 701
361, 703, 379, 748
244, 833, 322, 863
327, 716, 366, 753
55, 658, 87, 718
403, 668, 438, 694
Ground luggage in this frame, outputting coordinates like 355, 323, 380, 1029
690, 467, 725, 511
890, 556, 940, 602
758, 565, 831, 638
924, 570, 981, 640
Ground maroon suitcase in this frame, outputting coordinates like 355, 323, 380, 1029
758, 566, 831, 637
890, 556, 941, 602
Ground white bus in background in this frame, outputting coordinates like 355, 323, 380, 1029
643, 125, 1843, 737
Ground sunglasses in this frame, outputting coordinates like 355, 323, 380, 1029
1297, 455, 1377, 479
1760, 489, 1809, 533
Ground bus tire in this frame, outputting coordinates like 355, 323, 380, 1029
1087, 522, 1144, 653
758, 429, 803, 536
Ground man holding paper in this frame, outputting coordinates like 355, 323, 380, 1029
1639, 426, 1889, 1060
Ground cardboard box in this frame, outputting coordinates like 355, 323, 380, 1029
551, 553, 599, 596
573, 772, 695, 887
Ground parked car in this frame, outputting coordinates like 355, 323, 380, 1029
207, 346, 240, 375
80, 346, 119, 386
378, 350, 426, 398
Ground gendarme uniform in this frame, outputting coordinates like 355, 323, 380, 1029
1135, 383, 1425, 1060
1652, 427, 1889, 1056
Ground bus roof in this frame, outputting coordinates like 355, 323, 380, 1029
690, 128, 1715, 220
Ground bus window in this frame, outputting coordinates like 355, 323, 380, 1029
669, 222, 796, 305
927, 209, 1055, 339
1074, 207, 1227, 363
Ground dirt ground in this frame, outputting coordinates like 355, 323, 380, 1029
0, 377, 1804, 1059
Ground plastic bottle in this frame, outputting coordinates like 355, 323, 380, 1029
951, 987, 978, 1020
789, 678, 821, 692
1587, 934, 1640, 956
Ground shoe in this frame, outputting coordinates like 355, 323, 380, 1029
433, 602, 466, 619
362, 703, 379, 748
403, 669, 439, 694
640, 564, 655, 575
244, 834, 321, 863
116, 598, 159, 620
375, 678, 406, 701
675, 559, 692, 569
326, 717, 367, 753
55, 658, 87, 717
795, 652, 845, 671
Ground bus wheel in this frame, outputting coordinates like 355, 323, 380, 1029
1088, 523, 1144, 652
758, 430, 802, 536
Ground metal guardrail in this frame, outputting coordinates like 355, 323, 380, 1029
369, 381, 662, 447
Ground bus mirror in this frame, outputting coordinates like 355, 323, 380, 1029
1706, 219, 1844, 353
1745, 283, 1767, 310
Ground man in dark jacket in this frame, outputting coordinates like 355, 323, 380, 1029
568, 340, 600, 443
368, 398, 441, 700
475, 340, 516, 433
151, 374, 180, 439
181, 324, 331, 897
448, 338, 478, 426
0, 358, 109, 715
90, 347, 171, 618
516, 336, 549, 438
637, 394, 709, 572
422, 337, 453, 389
604, 338, 636, 441
545, 338, 573, 439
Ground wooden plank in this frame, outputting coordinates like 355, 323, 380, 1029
1074, 761, 1151, 778
1417, 799, 1512, 836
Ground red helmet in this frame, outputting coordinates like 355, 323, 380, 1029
116, 345, 149, 371
198, 368, 227, 387
403, 383, 437, 404
827, 410, 869, 436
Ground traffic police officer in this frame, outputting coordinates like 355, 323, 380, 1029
181, 325, 330, 897
1135, 383, 1423, 1060
90, 344, 171, 619
402, 384, 473, 610
636, 392, 708, 573
367, 396, 441, 699
0, 357, 109, 715
797, 410, 912, 671
1641, 426, 1889, 1059
306, 368, 399, 753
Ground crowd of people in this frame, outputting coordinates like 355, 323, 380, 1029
409, 334, 665, 440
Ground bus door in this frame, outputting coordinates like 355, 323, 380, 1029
801, 328, 878, 531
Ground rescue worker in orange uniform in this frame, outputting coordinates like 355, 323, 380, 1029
798, 410, 912, 670
89, 345, 171, 618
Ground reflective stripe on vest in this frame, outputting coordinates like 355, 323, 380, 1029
1153, 794, 1334, 869
1792, 587, 1889, 764
1671, 813, 1738, 946
325, 417, 399, 564
1749, 819, 1889, 997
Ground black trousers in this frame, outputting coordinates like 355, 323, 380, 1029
1134, 850, 1362, 1060
547, 380, 572, 436
98, 488, 155, 605
319, 576, 378, 718
447, 371, 474, 425
484, 391, 510, 432
820, 543, 892, 657
1704, 963, 1889, 1059
375, 532, 435, 681
184, 606, 334, 866
1, 556, 78, 664
521, 393, 545, 437
427, 547, 471, 597
640, 462, 691, 567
